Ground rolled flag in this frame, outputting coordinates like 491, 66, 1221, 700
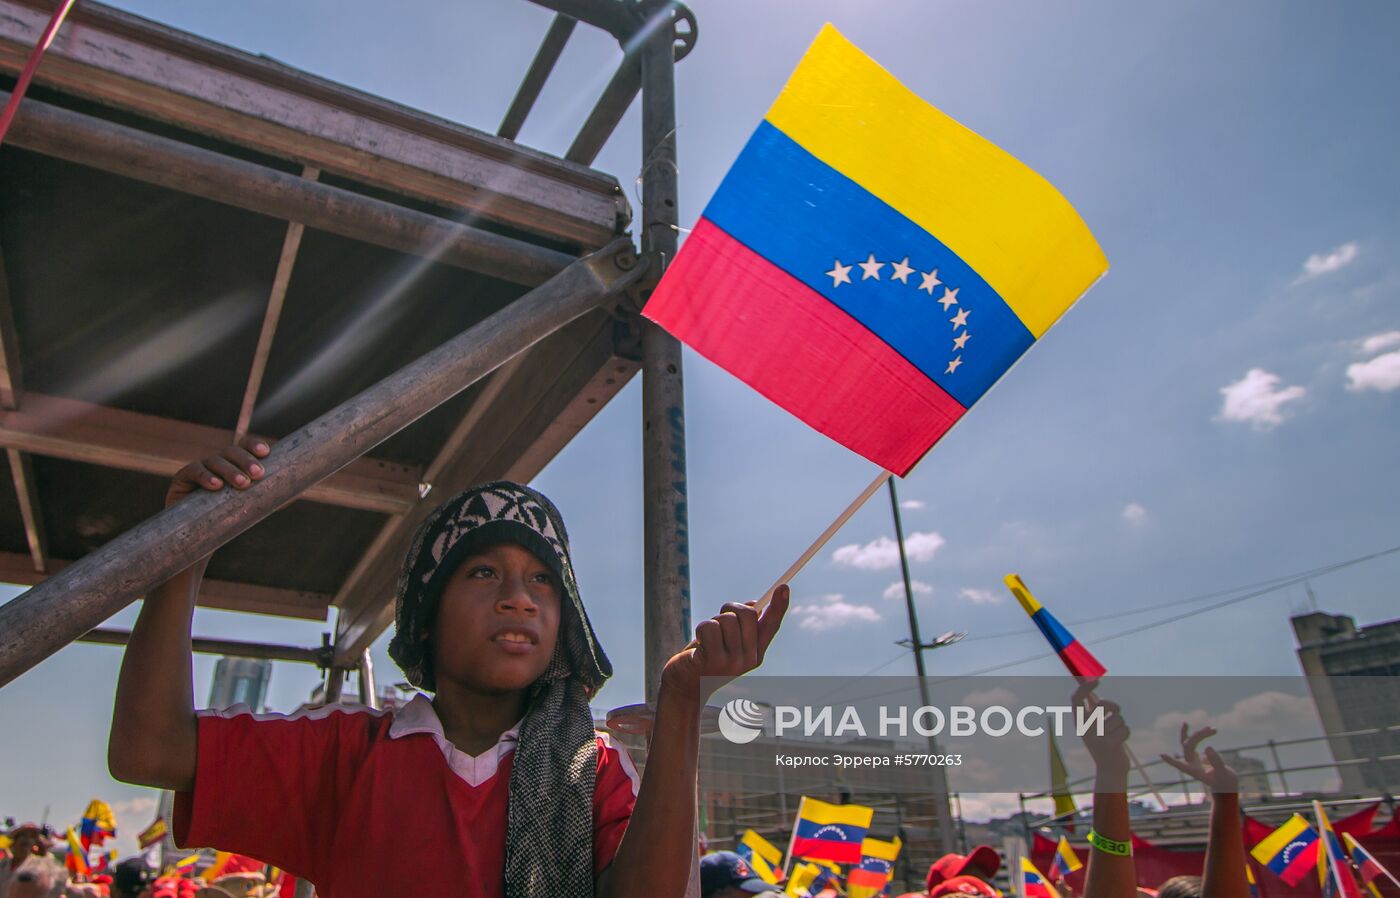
79, 799, 116, 850
1049, 733, 1078, 826
1246, 863, 1261, 898
1004, 575, 1106, 679
1049, 836, 1082, 881
1315, 802, 1362, 898
738, 829, 785, 885
1250, 813, 1320, 887
1343, 833, 1400, 889
642, 24, 1107, 477
1022, 858, 1062, 898
65, 827, 91, 877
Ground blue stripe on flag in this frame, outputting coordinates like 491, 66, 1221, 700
704, 121, 1034, 408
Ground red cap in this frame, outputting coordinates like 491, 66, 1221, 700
925, 846, 1001, 892
929, 875, 1002, 898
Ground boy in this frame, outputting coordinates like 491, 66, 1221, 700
109, 438, 789, 898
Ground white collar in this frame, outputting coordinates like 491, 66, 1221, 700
388, 693, 522, 787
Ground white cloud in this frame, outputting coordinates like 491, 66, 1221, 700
958, 587, 1002, 605
831, 531, 945, 570
1294, 241, 1358, 283
1122, 502, 1149, 526
1216, 368, 1306, 430
1359, 330, 1400, 355
790, 594, 882, 631
899, 499, 926, 510
1347, 350, 1400, 392
882, 579, 933, 600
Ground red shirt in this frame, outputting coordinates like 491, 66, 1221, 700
174, 695, 639, 898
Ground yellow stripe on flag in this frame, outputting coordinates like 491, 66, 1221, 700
766, 25, 1107, 339
1250, 814, 1313, 867
860, 835, 902, 862
798, 795, 875, 828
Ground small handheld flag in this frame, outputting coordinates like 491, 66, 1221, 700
64, 827, 90, 877
1022, 858, 1062, 898
1246, 862, 1262, 898
1049, 734, 1078, 825
79, 799, 116, 850
138, 817, 168, 849
1344, 833, 1400, 890
738, 829, 785, 885
1250, 814, 1320, 886
643, 25, 1107, 476
790, 797, 874, 865
787, 862, 823, 898
1050, 836, 1082, 881
1004, 575, 1106, 679
1315, 802, 1363, 898
849, 836, 902, 898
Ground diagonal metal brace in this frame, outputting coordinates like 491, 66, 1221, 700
0, 238, 644, 688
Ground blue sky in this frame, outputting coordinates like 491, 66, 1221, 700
3, 0, 1399, 850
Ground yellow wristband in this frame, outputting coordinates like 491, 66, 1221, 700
1088, 830, 1131, 857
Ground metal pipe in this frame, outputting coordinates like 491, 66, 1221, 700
0, 90, 576, 287
0, 239, 643, 687
566, 56, 641, 166
323, 667, 345, 704
638, 2, 689, 707
76, 627, 323, 665
888, 478, 957, 854
499, 15, 577, 141
523, 0, 639, 42
358, 647, 378, 709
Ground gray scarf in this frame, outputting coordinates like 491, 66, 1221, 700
387, 482, 612, 898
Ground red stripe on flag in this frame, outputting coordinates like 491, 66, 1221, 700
644, 219, 966, 475
1058, 640, 1106, 679
791, 837, 864, 865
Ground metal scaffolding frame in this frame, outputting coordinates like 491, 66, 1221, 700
0, 0, 694, 701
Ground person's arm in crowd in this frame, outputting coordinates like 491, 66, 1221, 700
108, 438, 270, 790
1076, 679, 1137, 898
598, 588, 790, 898
1161, 724, 1248, 898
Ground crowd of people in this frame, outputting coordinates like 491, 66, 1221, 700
4, 442, 1382, 898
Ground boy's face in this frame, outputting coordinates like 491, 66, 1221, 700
430, 541, 562, 693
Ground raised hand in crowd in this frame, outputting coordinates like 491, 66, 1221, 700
1074, 678, 1137, 898
1161, 725, 1249, 898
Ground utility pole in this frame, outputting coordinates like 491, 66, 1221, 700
888, 477, 957, 854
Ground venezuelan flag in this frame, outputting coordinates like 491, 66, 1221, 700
1250, 814, 1320, 886
65, 827, 90, 877
1049, 734, 1078, 823
1049, 837, 1082, 880
791, 796, 873, 864
643, 25, 1107, 477
1315, 802, 1362, 898
1005, 575, 1106, 679
79, 798, 116, 849
738, 829, 785, 885
1345, 833, 1400, 890
849, 836, 901, 898
787, 862, 823, 898
1022, 858, 1062, 898
1246, 863, 1261, 898
138, 817, 168, 849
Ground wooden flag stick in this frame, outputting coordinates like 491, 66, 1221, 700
757, 469, 893, 611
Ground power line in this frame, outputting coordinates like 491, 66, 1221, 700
960, 542, 1400, 644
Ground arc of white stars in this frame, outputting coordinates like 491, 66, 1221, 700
950, 307, 970, 329
858, 253, 885, 280
953, 332, 970, 350
826, 260, 852, 288
890, 257, 914, 283
937, 287, 959, 310
918, 268, 942, 294
946, 356, 963, 374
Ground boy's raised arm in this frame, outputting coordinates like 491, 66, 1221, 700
107, 438, 270, 791
600, 586, 790, 898
1075, 681, 1138, 898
